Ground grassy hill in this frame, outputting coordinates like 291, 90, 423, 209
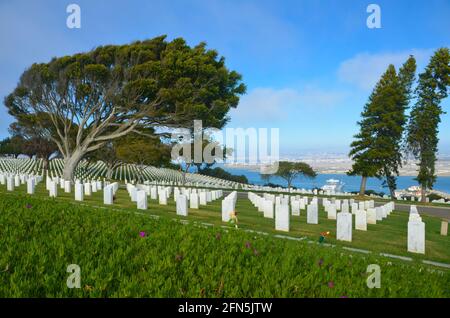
0, 192, 449, 297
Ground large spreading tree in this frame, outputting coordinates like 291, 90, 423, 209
349, 56, 416, 197
406, 48, 450, 202
261, 161, 316, 189
5, 36, 246, 180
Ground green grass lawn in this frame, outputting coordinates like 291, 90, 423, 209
1, 183, 449, 264
0, 192, 449, 297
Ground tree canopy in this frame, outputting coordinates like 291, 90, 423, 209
406, 48, 450, 201
348, 56, 416, 197
4, 36, 246, 180
261, 161, 316, 188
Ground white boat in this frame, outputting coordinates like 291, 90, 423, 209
321, 179, 345, 193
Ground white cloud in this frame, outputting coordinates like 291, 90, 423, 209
337, 49, 435, 91
230, 86, 347, 122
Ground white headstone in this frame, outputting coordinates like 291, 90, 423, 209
336, 212, 352, 242
355, 210, 367, 231
275, 204, 289, 232
327, 204, 337, 220
64, 180, 71, 193
291, 200, 300, 216
190, 193, 199, 209
27, 178, 35, 194
14, 175, 20, 187
199, 192, 207, 205
75, 183, 84, 201
7, 176, 14, 191
49, 181, 58, 197
366, 208, 377, 224
408, 219, 425, 254
84, 183, 92, 196
263, 200, 274, 219
150, 187, 157, 200
137, 190, 147, 210
307, 204, 318, 224
176, 194, 188, 216
159, 190, 167, 205
103, 185, 113, 205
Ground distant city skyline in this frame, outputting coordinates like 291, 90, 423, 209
1, 0, 449, 156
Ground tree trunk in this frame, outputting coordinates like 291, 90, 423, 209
390, 188, 396, 199
421, 185, 426, 203
62, 149, 85, 181
359, 176, 367, 196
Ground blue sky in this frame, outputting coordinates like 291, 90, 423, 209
0, 0, 449, 156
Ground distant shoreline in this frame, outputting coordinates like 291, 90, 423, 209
222, 163, 450, 177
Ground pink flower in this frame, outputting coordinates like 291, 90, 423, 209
139, 231, 146, 237
245, 241, 251, 249
328, 281, 335, 288
26, 204, 32, 209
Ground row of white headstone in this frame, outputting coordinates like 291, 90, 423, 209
45, 177, 103, 199
0, 173, 42, 194
248, 192, 399, 242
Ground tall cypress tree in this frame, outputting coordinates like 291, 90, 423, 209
348, 69, 391, 196
376, 57, 416, 198
349, 57, 416, 198
407, 48, 450, 202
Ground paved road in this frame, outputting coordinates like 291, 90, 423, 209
225, 190, 450, 220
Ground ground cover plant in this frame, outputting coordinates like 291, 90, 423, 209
0, 192, 449, 297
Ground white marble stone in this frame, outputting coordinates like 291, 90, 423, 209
7, 176, 14, 191
176, 194, 188, 216
367, 208, 377, 224
75, 183, 83, 201
64, 180, 71, 193
199, 192, 207, 205
408, 219, 425, 254
222, 199, 234, 222
92, 182, 98, 193
336, 212, 352, 242
307, 204, 318, 224
27, 178, 35, 194
291, 200, 300, 216
150, 187, 157, 200
159, 190, 167, 205
351, 203, 358, 214
129, 186, 137, 202
84, 183, 92, 196
341, 202, 349, 213
14, 175, 20, 187
327, 204, 337, 220
137, 190, 147, 210
190, 193, 199, 209
335, 199, 341, 211
263, 199, 274, 219
275, 204, 289, 232
49, 181, 58, 197
103, 185, 113, 205
358, 201, 365, 211
355, 210, 367, 231
375, 207, 383, 221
